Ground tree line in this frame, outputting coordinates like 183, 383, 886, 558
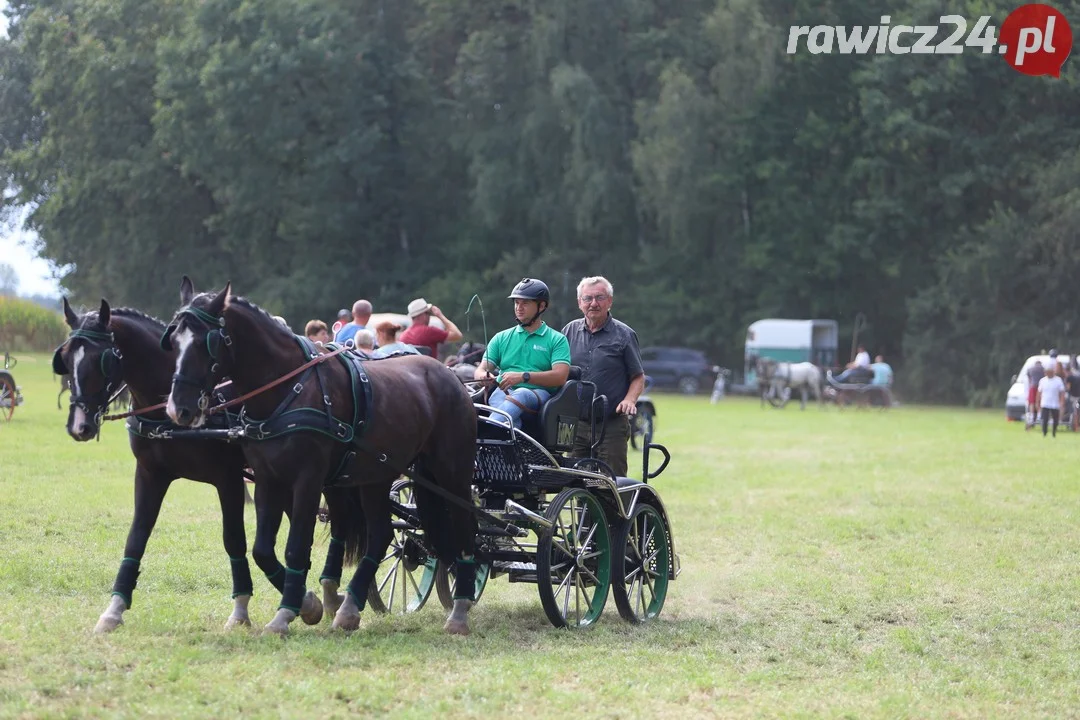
1, 0, 1078, 403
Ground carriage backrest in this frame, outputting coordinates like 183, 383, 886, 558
537, 366, 589, 452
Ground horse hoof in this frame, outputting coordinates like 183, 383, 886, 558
300, 591, 323, 625
331, 612, 360, 633
224, 615, 252, 630
94, 615, 123, 634
320, 580, 344, 618
443, 618, 470, 636
262, 620, 290, 637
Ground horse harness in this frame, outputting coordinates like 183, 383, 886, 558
53, 327, 127, 437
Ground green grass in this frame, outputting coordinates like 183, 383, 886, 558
2, 353, 1079, 718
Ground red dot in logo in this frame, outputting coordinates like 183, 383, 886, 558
999, 4, 1073, 77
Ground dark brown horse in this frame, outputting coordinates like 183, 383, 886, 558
162, 278, 480, 635
52, 298, 360, 633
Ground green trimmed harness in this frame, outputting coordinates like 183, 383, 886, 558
224, 337, 374, 486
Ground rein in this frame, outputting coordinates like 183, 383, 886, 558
203, 343, 349, 417
100, 381, 232, 422
101, 343, 349, 423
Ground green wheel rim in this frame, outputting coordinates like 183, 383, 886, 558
368, 481, 437, 614
539, 488, 611, 628
615, 504, 669, 622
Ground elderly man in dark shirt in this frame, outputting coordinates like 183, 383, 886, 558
560, 275, 645, 477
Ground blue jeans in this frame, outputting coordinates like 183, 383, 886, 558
489, 387, 552, 429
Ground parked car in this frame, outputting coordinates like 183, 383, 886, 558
1005, 353, 1073, 422
639, 346, 715, 395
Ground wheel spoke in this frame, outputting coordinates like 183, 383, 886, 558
377, 558, 398, 594
559, 568, 575, 620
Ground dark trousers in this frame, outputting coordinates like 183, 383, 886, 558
570, 415, 630, 478
1041, 407, 1060, 437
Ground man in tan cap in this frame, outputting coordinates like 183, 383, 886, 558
400, 298, 462, 358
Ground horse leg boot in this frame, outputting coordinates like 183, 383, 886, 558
97, 471, 170, 633
218, 477, 254, 630
266, 500, 324, 635
334, 488, 392, 632
444, 556, 477, 636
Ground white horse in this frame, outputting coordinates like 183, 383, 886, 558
756, 357, 824, 410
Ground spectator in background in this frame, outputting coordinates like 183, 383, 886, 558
870, 354, 894, 407
1037, 364, 1066, 438
1066, 359, 1080, 431
353, 328, 376, 357
335, 300, 373, 345
400, 298, 462, 358
1026, 360, 1045, 430
373, 321, 421, 358
331, 308, 351, 336
304, 320, 330, 344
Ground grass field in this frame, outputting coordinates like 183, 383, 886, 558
2, 353, 1079, 718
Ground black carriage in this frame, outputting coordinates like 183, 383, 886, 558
372, 368, 680, 628
1, 352, 24, 422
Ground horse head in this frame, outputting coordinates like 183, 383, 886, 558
52, 297, 124, 441
756, 356, 777, 382
163, 276, 233, 428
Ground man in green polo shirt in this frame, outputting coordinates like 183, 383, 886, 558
474, 278, 571, 428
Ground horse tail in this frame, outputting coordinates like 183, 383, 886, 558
339, 486, 367, 566
321, 485, 367, 566
410, 456, 456, 565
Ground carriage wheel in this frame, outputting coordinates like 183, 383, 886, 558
434, 560, 491, 611
0, 374, 15, 422
611, 504, 670, 623
630, 407, 655, 451
536, 488, 611, 628
366, 479, 437, 614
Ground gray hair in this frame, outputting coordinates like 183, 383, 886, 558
354, 328, 375, 350
576, 276, 614, 299
352, 299, 373, 318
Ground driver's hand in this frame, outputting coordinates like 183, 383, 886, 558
616, 400, 638, 416
497, 373, 519, 392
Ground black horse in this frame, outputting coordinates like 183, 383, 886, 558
162, 278, 480, 636
52, 298, 360, 633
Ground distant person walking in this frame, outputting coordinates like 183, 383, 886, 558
1037, 365, 1066, 438
1025, 360, 1045, 430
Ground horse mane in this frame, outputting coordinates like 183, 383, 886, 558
72, 305, 167, 333
224, 294, 296, 339
111, 307, 167, 331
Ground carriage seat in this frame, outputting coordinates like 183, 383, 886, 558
828, 366, 874, 386
519, 366, 589, 452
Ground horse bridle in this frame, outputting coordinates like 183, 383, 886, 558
163, 305, 233, 413
54, 327, 126, 435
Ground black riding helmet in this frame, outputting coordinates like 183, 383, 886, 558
508, 278, 550, 326
508, 278, 550, 304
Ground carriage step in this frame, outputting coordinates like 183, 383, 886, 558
494, 560, 536, 572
